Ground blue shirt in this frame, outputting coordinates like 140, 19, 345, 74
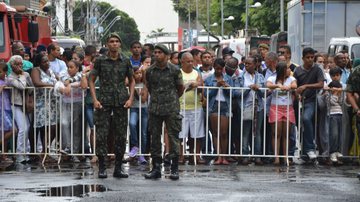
340, 67, 350, 88
130, 56, 141, 68
204, 73, 234, 111
237, 71, 265, 112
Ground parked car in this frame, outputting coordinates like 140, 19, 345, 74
53, 37, 85, 49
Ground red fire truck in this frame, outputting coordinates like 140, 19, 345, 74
0, 2, 52, 61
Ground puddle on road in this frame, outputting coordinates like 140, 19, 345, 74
29, 184, 111, 197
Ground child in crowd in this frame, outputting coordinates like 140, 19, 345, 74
128, 67, 148, 164
80, 58, 97, 163
326, 67, 344, 163
266, 62, 297, 165
204, 58, 233, 165
0, 62, 14, 163
139, 56, 151, 71
56, 60, 83, 163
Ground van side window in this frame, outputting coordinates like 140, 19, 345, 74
0, 14, 4, 51
7, 14, 13, 40
352, 44, 360, 60
328, 45, 335, 56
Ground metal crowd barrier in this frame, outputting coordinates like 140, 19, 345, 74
0, 86, 359, 165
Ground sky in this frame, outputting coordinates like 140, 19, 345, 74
101, 0, 179, 42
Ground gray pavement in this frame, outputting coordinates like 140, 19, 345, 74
0, 160, 359, 202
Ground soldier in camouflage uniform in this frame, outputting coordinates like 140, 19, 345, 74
89, 33, 135, 179
346, 58, 360, 180
144, 44, 184, 180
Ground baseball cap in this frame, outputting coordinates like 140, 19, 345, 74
36, 44, 47, 53
154, 44, 170, 55
222, 47, 235, 56
258, 43, 269, 50
106, 32, 122, 43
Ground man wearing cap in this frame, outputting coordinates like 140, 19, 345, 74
222, 47, 235, 61
89, 33, 135, 179
144, 44, 184, 180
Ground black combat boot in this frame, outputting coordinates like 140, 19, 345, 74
169, 157, 179, 180
113, 158, 129, 178
98, 156, 107, 178
144, 158, 161, 179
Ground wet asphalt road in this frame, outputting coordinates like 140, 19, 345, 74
0, 160, 359, 202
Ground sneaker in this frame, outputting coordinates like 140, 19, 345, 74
60, 148, 71, 155
72, 156, 80, 163
335, 152, 343, 158
330, 153, 338, 162
306, 151, 317, 160
16, 155, 27, 164
128, 147, 139, 158
138, 156, 147, 165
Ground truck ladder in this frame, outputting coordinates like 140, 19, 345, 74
311, 0, 327, 52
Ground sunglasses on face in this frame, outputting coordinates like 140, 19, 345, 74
225, 64, 236, 70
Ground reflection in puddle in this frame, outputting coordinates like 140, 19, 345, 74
30, 184, 110, 197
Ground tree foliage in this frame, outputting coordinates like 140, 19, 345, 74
171, 0, 289, 37
72, 1, 140, 49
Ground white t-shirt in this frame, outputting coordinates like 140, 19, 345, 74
198, 67, 214, 81
267, 75, 296, 106
49, 58, 67, 77
215, 88, 226, 102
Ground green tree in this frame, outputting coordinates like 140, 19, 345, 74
171, 0, 289, 37
72, 1, 140, 49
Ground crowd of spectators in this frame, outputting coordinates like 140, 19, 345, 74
0, 39, 359, 168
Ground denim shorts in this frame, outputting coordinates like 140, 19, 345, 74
209, 101, 230, 117
85, 104, 94, 129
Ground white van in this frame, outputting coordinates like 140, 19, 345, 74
328, 37, 360, 60
53, 37, 86, 49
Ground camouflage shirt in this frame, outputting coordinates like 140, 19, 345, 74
146, 62, 183, 116
346, 66, 360, 106
91, 54, 133, 107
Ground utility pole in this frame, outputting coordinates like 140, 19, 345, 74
64, 0, 68, 35
221, 0, 223, 39
207, 0, 210, 48
85, 0, 89, 44
195, 0, 198, 46
280, 0, 284, 31
90, 0, 94, 45
80, 0, 84, 38
188, 0, 191, 48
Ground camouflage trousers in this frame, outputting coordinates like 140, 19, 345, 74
94, 106, 128, 159
148, 113, 182, 160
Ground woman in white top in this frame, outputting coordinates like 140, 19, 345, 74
266, 62, 297, 165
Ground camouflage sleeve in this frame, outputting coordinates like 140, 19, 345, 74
144, 68, 151, 93
175, 68, 183, 86
345, 71, 356, 92
126, 59, 134, 79
90, 57, 101, 77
